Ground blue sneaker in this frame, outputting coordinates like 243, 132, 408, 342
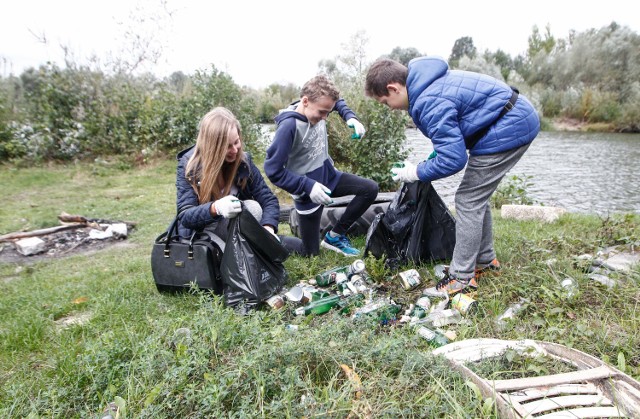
321, 232, 360, 256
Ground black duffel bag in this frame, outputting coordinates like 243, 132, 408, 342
151, 209, 223, 294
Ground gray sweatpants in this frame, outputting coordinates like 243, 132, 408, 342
449, 143, 531, 279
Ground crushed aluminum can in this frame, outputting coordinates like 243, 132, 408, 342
266, 295, 285, 309
348, 259, 366, 276
451, 293, 478, 315
335, 272, 349, 284
350, 274, 369, 293
397, 269, 421, 290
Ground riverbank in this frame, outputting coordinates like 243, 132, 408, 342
1, 159, 639, 417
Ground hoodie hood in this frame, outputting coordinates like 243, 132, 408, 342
274, 101, 308, 126
407, 56, 449, 110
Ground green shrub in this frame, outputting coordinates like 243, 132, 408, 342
491, 174, 537, 208
327, 95, 409, 192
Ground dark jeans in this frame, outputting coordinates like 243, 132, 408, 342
297, 172, 378, 256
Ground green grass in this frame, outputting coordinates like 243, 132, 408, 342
1, 158, 639, 418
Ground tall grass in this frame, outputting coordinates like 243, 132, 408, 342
1, 159, 638, 417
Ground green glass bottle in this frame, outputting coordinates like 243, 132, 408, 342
314, 266, 349, 286
294, 295, 341, 316
416, 326, 450, 347
337, 293, 366, 315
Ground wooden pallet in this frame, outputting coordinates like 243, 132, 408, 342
432, 339, 640, 418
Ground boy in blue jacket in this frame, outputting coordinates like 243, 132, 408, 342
264, 75, 378, 257
365, 56, 540, 295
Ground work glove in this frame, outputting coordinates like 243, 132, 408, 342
390, 161, 420, 183
213, 195, 242, 218
346, 118, 366, 139
309, 182, 333, 205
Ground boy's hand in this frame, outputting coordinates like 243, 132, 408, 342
309, 182, 333, 205
346, 118, 366, 139
390, 161, 419, 183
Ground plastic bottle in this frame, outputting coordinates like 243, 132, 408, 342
415, 309, 463, 327
352, 298, 401, 321
495, 298, 527, 329
294, 295, 341, 316
560, 277, 578, 299
417, 326, 450, 347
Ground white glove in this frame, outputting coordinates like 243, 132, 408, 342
309, 182, 332, 205
213, 195, 242, 218
391, 161, 420, 183
346, 118, 366, 139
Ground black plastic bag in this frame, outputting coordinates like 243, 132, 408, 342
220, 204, 289, 312
364, 181, 456, 270
288, 193, 393, 238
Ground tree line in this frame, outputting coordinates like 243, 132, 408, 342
0, 22, 638, 190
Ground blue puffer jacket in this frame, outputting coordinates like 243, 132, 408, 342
407, 56, 540, 182
175, 146, 280, 238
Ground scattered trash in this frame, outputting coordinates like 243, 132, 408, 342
560, 277, 578, 299
450, 293, 478, 315
266, 294, 285, 309
396, 268, 422, 290
294, 294, 341, 316
415, 308, 463, 328
422, 287, 450, 312
417, 326, 450, 347
495, 298, 528, 330
269, 259, 483, 347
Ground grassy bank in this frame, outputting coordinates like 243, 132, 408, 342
1, 158, 638, 418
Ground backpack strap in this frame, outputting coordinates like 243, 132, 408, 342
464, 88, 519, 150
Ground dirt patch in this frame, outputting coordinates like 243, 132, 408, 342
0, 228, 136, 265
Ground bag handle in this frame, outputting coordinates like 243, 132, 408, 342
162, 205, 195, 258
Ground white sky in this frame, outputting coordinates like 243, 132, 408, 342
2, 0, 639, 89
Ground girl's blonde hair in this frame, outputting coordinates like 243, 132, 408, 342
185, 107, 245, 203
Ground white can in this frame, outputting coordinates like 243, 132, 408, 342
397, 269, 421, 290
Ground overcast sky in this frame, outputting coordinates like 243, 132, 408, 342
2, 0, 639, 88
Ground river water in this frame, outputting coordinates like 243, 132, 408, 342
404, 129, 640, 215
260, 125, 639, 215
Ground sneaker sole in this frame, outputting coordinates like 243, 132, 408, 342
320, 240, 359, 257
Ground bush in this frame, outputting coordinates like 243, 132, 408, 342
327, 92, 409, 192
491, 174, 537, 208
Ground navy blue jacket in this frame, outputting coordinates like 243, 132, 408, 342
407, 56, 540, 182
264, 99, 357, 212
175, 146, 280, 238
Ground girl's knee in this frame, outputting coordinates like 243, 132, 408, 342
243, 199, 262, 220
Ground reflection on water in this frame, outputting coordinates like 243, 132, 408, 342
403, 129, 640, 214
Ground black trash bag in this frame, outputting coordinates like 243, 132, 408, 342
288, 193, 393, 238
220, 204, 289, 313
364, 181, 456, 270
